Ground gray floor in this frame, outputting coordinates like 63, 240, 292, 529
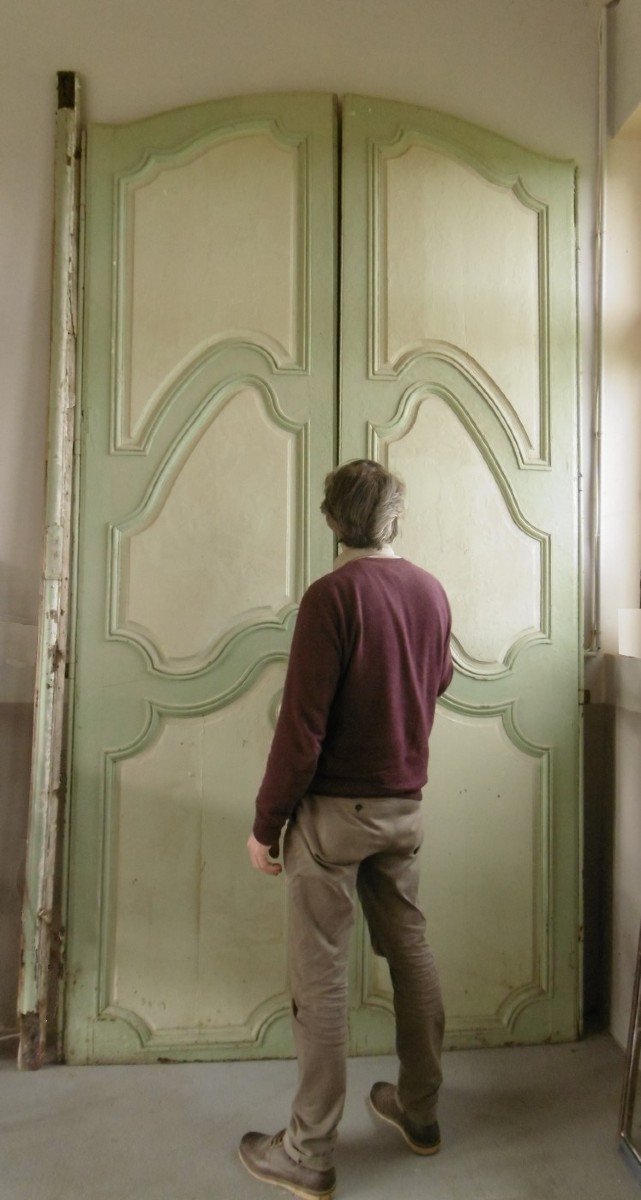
0, 1033, 639, 1200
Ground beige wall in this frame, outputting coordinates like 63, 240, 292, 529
608, 0, 641, 136
599, 126, 641, 1048
610, 701, 641, 1048
0, 0, 603, 1035
600, 136, 641, 656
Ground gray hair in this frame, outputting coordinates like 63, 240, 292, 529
321, 459, 405, 549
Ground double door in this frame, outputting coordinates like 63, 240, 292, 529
64, 93, 580, 1063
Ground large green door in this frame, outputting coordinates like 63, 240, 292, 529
64, 94, 337, 1063
64, 94, 580, 1063
340, 97, 580, 1047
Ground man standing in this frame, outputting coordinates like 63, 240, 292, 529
240, 459, 453, 1200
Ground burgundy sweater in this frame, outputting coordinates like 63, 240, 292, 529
253, 557, 453, 845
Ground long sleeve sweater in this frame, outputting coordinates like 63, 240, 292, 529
253, 555, 453, 846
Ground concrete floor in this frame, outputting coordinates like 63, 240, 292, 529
0, 1032, 639, 1200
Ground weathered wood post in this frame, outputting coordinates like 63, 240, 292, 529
17, 71, 81, 1069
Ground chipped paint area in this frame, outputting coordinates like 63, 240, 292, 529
17, 74, 81, 1071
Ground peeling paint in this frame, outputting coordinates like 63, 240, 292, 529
17, 74, 81, 1071
18, 1012, 44, 1071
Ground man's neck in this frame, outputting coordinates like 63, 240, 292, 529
333, 544, 399, 570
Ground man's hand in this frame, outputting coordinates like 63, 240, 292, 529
247, 833, 282, 876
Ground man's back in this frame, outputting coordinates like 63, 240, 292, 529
311, 556, 452, 795
253, 554, 452, 845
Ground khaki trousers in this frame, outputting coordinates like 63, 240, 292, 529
282, 793, 445, 1172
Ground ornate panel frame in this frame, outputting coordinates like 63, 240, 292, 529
109, 374, 309, 677
112, 118, 313, 452
368, 128, 552, 468
96, 656, 291, 1057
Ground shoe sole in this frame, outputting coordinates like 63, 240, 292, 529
367, 1096, 441, 1157
238, 1147, 336, 1200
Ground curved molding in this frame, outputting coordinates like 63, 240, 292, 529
112, 117, 311, 450
109, 376, 308, 676
496, 981, 549, 1031
111, 337, 303, 456
373, 340, 549, 472
100, 1004, 154, 1046
362, 977, 550, 1038
375, 122, 552, 194
116, 607, 299, 683
108, 655, 290, 763
438, 689, 551, 759
369, 128, 551, 465
369, 384, 550, 677
362, 983, 550, 1039
101, 657, 288, 798
449, 630, 545, 682
99, 992, 291, 1050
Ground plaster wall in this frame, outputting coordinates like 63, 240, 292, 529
0, 0, 602, 1035
600, 136, 641, 658
610, 704, 641, 1048
608, 0, 641, 135
600, 129, 641, 1048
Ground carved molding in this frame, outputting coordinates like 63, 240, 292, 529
98, 993, 291, 1051
112, 119, 311, 451
374, 341, 551, 474
109, 378, 309, 676
110, 340, 303, 457
369, 130, 551, 466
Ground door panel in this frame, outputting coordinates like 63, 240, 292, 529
122, 131, 304, 442
340, 96, 579, 1047
381, 143, 543, 460
116, 383, 306, 674
65, 94, 337, 1063
109, 662, 288, 1044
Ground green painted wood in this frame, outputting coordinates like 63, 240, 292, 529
64, 93, 337, 1064
340, 95, 581, 1048
65, 91, 581, 1064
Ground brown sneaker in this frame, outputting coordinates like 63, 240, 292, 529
238, 1129, 337, 1200
368, 1082, 441, 1156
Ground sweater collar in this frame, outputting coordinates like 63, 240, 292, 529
333, 544, 399, 571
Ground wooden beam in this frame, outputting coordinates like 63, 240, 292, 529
17, 71, 81, 1069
